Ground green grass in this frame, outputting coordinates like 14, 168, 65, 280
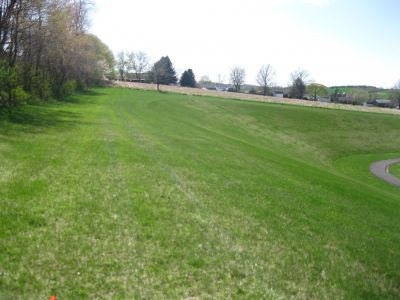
390, 163, 400, 179
1, 87, 400, 299
328, 86, 391, 100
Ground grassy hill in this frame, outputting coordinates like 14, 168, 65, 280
328, 85, 392, 100
1, 88, 399, 299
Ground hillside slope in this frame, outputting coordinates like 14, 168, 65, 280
0, 88, 399, 299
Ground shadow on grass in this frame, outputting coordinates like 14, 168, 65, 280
60, 89, 106, 104
0, 89, 103, 135
6, 106, 77, 127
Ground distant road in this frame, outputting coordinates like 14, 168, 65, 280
370, 159, 400, 187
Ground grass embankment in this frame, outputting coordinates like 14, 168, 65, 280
0, 88, 400, 299
390, 163, 400, 179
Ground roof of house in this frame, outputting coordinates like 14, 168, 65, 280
375, 99, 392, 104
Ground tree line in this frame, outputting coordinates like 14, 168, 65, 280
118, 51, 400, 108
116, 51, 196, 90
0, 0, 114, 109
116, 51, 324, 100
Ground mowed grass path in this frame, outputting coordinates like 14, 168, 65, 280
1, 88, 400, 299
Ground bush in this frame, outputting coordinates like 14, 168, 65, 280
0, 60, 23, 108
11, 86, 30, 104
61, 80, 77, 97
248, 88, 258, 95
31, 75, 52, 101
76, 79, 87, 91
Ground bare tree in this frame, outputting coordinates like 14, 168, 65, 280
0, 0, 18, 56
199, 75, 211, 83
116, 51, 127, 81
133, 51, 148, 81
70, 0, 93, 34
392, 80, 400, 109
217, 73, 225, 84
256, 64, 275, 96
126, 51, 135, 78
127, 51, 149, 81
289, 69, 310, 99
0, 0, 24, 65
230, 66, 246, 92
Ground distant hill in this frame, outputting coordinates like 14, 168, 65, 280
328, 85, 391, 100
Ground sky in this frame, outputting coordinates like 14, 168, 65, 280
90, 0, 400, 88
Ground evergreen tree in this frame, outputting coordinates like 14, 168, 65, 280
290, 77, 307, 99
180, 69, 196, 87
150, 56, 177, 86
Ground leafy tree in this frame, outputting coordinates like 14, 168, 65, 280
0, 0, 114, 108
307, 83, 328, 100
0, 60, 20, 107
180, 69, 196, 87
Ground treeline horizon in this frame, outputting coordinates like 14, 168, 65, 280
115, 51, 400, 107
1, 0, 399, 110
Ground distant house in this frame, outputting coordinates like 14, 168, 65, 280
125, 72, 150, 83
364, 99, 393, 108
318, 97, 331, 103
199, 82, 230, 91
215, 85, 227, 92
273, 92, 284, 98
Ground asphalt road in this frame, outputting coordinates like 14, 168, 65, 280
369, 158, 400, 187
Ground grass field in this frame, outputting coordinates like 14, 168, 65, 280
1, 87, 400, 299
390, 163, 400, 179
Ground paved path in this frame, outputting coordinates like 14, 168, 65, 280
370, 159, 400, 187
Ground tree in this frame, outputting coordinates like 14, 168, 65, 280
230, 66, 246, 92
179, 69, 196, 87
133, 51, 149, 81
116, 51, 127, 81
256, 64, 275, 96
0, 0, 114, 107
392, 80, 400, 109
149, 56, 177, 88
306, 83, 328, 100
127, 51, 149, 81
199, 75, 211, 83
217, 73, 225, 84
150, 61, 162, 91
70, 0, 93, 34
289, 69, 310, 99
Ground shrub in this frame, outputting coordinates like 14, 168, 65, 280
0, 60, 22, 108
11, 86, 30, 104
76, 79, 87, 91
31, 75, 52, 101
248, 88, 258, 95
61, 80, 77, 97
